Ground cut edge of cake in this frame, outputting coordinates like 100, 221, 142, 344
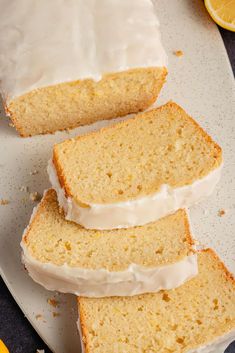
21, 189, 198, 297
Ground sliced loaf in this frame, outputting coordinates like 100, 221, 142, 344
1, 0, 167, 136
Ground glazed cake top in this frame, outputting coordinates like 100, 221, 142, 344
0, 0, 167, 101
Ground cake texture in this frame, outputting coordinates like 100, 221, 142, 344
21, 189, 197, 297
78, 249, 235, 353
50, 102, 223, 229
0, 0, 167, 136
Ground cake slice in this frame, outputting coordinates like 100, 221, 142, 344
49, 102, 223, 229
0, 0, 167, 137
21, 189, 197, 297
78, 249, 235, 353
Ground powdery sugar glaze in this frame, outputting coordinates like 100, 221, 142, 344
0, 0, 167, 102
21, 241, 198, 298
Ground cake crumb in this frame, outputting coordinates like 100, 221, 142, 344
35, 314, 43, 320
8, 121, 15, 127
21, 197, 28, 204
30, 169, 39, 175
0, 199, 9, 205
19, 185, 28, 192
47, 298, 59, 307
174, 50, 184, 57
218, 209, 226, 217
52, 312, 60, 318
30, 192, 41, 202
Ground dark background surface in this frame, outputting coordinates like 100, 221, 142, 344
0, 27, 235, 353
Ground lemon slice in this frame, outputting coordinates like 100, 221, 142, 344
205, 0, 235, 32
0, 340, 10, 353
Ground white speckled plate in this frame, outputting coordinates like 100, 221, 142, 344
0, 1, 234, 352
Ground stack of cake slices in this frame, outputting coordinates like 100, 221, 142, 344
21, 101, 235, 352
2, 0, 233, 350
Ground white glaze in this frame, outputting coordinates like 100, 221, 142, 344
21, 240, 197, 297
187, 330, 235, 353
0, 0, 167, 102
48, 159, 223, 230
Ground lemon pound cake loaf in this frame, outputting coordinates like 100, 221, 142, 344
0, 0, 167, 137
49, 102, 223, 230
78, 249, 235, 353
21, 189, 197, 297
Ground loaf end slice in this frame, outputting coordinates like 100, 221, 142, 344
7, 67, 167, 137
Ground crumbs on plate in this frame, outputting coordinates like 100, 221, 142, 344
35, 314, 43, 320
0, 199, 9, 205
47, 298, 59, 308
30, 169, 39, 175
52, 312, 60, 318
19, 185, 29, 192
174, 50, 184, 57
30, 192, 41, 202
218, 209, 226, 217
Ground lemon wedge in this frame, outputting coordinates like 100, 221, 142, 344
0, 340, 10, 353
205, 0, 235, 32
